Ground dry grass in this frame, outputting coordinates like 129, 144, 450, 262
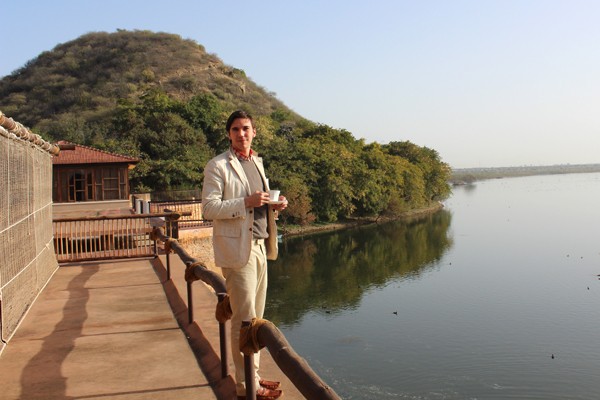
178, 236, 220, 275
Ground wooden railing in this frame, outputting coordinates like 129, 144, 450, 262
149, 200, 211, 229
152, 227, 341, 400
52, 212, 185, 263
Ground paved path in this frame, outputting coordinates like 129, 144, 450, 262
0, 255, 304, 399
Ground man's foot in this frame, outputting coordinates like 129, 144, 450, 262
237, 386, 282, 400
259, 379, 281, 390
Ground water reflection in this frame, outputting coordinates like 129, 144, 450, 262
266, 209, 453, 326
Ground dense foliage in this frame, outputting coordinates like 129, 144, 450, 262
0, 30, 451, 224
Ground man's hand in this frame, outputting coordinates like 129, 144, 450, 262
245, 191, 270, 208
272, 195, 288, 211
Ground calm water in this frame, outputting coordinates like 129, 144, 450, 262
266, 172, 600, 400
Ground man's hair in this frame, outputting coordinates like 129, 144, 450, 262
226, 110, 254, 132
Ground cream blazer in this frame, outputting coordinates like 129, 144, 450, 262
201, 149, 278, 269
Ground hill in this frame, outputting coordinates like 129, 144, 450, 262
0, 30, 451, 225
0, 29, 298, 139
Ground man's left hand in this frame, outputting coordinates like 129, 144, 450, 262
273, 196, 288, 211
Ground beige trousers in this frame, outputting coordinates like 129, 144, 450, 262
222, 239, 268, 395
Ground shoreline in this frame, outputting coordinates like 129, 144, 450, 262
280, 201, 444, 238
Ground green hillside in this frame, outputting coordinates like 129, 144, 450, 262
0, 30, 297, 137
0, 29, 451, 224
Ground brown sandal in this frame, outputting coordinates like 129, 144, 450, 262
259, 379, 281, 390
237, 386, 282, 400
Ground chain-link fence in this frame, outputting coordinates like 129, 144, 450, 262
0, 111, 59, 345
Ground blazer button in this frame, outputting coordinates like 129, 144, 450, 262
249, 228, 252, 231
249, 210, 253, 214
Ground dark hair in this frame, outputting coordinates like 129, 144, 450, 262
226, 110, 254, 132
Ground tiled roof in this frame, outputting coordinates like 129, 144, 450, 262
53, 140, 139, 165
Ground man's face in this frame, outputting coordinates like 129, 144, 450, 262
228, 118, 256, 156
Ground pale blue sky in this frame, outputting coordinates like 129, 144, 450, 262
2, 1, 599, 168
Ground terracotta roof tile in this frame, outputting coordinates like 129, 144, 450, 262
53, 140, 139, 165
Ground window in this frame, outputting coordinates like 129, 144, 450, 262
68, 171, 88, 201
53, 166, 130, 202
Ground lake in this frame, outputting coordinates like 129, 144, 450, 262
266, 172, 600, 399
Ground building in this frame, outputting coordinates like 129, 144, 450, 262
52, 141, 139, 217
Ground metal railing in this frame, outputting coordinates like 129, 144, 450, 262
52, 212, 186, 263
151, 227, 341, 400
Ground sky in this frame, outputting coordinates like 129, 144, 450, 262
2, 1, 599, 168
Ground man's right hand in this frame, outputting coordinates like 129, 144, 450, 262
245, 191, 270, 208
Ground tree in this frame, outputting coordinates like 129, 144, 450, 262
110, 88, 213, 191
300, 125, 359, 221
353, 143, 392, 217
385, 141, 451, 201
183, 93, 228, 152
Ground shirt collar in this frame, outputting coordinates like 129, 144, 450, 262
231, 146, 256, 162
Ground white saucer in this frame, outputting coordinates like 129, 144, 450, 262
268, 200, 285, 205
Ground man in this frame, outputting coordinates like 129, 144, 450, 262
201, 110, 287, 399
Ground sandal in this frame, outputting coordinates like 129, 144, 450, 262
237, 386, 282, 400
259, 379, 281, 390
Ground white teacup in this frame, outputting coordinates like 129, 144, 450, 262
269, 190, 280, 202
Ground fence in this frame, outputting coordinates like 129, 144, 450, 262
52, 212, 186, 263
148, 199, 211, 229
0, 111, 60, 345
148, 188, 201, 202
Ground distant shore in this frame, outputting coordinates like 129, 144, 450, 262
450, 163, 600, 185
